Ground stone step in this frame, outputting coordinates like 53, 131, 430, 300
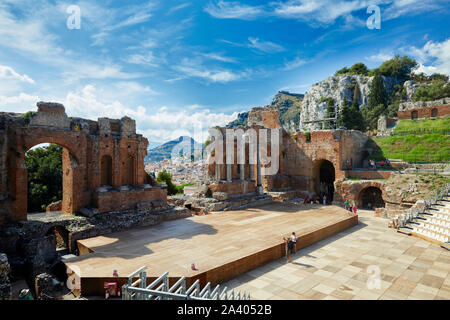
397, 228, 411, 236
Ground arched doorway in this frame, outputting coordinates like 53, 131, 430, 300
313, 160, 335, 202
123, 155, 135, 186
359, 187, 385, 209
23, 142, 78, 215
46, 225, 69, 250
431, 108, 438, 118
411, 110, 418, 120
100, 155, 113, 186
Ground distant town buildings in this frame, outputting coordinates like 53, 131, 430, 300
145, 159, 208, 185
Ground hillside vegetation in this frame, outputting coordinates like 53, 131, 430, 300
394, 116, 450, 133
372, 133, 449, 162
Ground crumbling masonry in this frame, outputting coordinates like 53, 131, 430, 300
0, 102, 167, 225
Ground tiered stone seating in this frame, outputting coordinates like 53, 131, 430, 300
410, 196, 450, 245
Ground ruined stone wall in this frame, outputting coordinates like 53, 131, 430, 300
0, 102, 164, 224
208, 107, 374, 198
208, 180, 256, 195
397, 103, 450, 120
334, 180, 386, 206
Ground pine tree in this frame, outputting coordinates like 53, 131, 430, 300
349, 99, 364, 131
368, 71, 388, 109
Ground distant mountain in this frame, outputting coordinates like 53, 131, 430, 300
145, 136, 204, 163
147, 141, 162, 150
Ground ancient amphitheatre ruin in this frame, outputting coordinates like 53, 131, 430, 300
0, 100, 449, 300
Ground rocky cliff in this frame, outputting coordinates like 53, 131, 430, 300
299, 74, 399, 131
227, 91, 304, 132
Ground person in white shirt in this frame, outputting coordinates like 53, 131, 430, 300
290, 232, 297, 253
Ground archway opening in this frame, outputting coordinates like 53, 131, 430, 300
359, 187, 385, 210
123, 155, 135, 186
26, 143, 63, 214
314, 160, 335, 202
46, 225, 69, 250
101, 155, 113, 186
431, 108, 438, 118
25, 143, 77, 215
411, 110, 418, 120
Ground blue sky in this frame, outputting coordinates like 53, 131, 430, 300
0, 0, 449, 143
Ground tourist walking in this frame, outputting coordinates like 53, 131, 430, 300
323, 195, 327, 205
353, 204, 357, 215
290, 232, 297, 253
344, 200, 349, 210
283, 237, 293, 262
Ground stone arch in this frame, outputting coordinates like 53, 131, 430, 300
46, 225, 69, 250
358, 186, 385, 209
431, 108, 438, 118
312, 159, 336, 202
100, 155, 113, 186
411, 110, 418, 120
122, 155, 136, 186
13, 130, 83, 220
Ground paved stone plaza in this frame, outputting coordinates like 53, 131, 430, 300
223, 210, 450, 300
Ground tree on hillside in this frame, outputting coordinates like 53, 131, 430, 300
361, 104, 385, 131
338, 99, 364, 131
413, 80, 450, 102
26, 144, 62, 212
368, 71, 388, 109
370, 55, 418, 82
156, 170, 177, 195
335, 62, 369, 76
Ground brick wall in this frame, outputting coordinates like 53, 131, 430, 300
397, 104, 450, 120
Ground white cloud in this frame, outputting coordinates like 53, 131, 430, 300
205, 0, 447, 27
406, 38, 450, 76
283, 57, 307, 70
63, 85, 238, 142
0, 92, 40, 112
202, 53, 236, 63
126, 52, 159, 67
114, 81, 159, 96
204, 1, 264, 20
248, 37, 285, 53
168, 3, 192, 14
0, 65, 35, 84
365, 52, 394, 63
172, 58, 247, 83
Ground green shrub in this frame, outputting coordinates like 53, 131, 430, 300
413, 80, 450, 102
156, 170, 177, 195
305, 131, 311, 141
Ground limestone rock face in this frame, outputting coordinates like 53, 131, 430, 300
299, 75, 398, 131
403, 80, 419, 101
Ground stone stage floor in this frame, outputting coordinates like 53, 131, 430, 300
64, 202, 357, 295
222, 210, 450, 300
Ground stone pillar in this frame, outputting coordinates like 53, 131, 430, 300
240, 164, 245, 180
256, 140, 263, 194
226, 164, 232, 182
215, 164, 220, 182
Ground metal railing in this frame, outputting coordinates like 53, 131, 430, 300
391, 128, 450, 136
122, 266, 250, 300
397, 183, 449, 228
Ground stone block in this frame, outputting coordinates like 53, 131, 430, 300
34, 273, 54, 297
213, 192, 228, 201
79, 207, 98, 218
